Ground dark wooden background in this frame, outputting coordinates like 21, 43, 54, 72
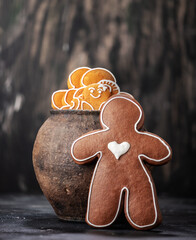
0, 0, 195, 196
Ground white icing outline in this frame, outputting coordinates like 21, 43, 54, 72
80, 67, 116, 87
98, 84, 108, 92
71, 93, 171, 228
69, 100, 75, 109
81, 100, 94, 110
52, 87, 84, 110
99, 83, 111, 92
90, 93, 101, 99
80, 80, 120, 109
62, 89, 77, 108
88, 80, 120, 100
108, 141, 130, 160
119, 91, 134, 99
71, 87, 85, 110
51, 90, 68, 110
98, 101, 106, 110
98, 79, 120, 94
89, 87, 95, 93
68, 66, 91, 88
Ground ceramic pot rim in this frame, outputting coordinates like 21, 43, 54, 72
50, 109, 100, 115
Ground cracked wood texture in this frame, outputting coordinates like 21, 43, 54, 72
0, 0, 196, 196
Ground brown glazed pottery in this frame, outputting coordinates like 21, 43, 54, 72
32, 110, 100, 221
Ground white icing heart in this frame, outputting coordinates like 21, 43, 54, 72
108, 141, 130, 160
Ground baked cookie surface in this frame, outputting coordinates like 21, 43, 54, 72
71, 93, 172, 230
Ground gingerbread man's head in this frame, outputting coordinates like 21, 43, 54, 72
100, 93, 144, 131
80, 80, 120, 110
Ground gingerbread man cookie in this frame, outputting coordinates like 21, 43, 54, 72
71, 93, 172, 230
76, 80, 120, 110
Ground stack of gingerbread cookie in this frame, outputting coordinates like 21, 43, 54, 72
51, 67, 172, 230
51, 67, 120, 110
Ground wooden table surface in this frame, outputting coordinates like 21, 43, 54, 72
0, 195, 196, 240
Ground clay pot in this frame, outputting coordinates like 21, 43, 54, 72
32, 110, 100, 221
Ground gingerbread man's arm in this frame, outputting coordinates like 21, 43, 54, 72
71, 130, 106, 165
138, 132, 172, 165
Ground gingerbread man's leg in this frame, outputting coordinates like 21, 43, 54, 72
124, 164, 162, 230
86, 158, 123, 227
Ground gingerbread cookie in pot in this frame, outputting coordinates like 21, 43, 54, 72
76, 80, 120, 110
71, 93, 172, 230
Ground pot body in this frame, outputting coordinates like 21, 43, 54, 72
33, 110, 101, 221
